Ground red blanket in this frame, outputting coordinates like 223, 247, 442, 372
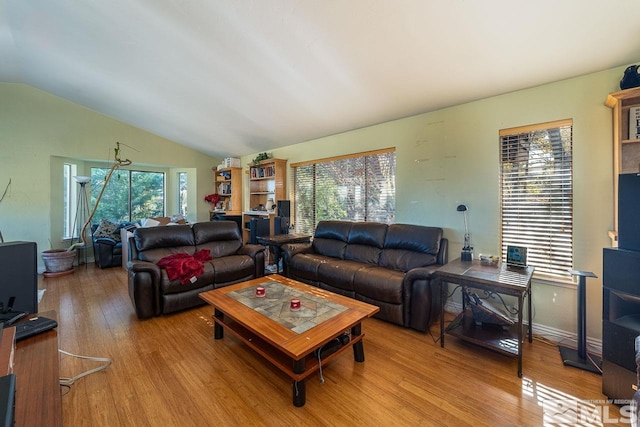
157, 249, 213, 284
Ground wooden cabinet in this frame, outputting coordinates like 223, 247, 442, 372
213, 166, 242, 215
241, 158, 287, 243
605, 87, 640, 241
248, 158, 287, 211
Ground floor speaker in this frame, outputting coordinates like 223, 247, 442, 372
618, 173, 640, 251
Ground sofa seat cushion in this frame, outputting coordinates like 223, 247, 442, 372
287, 253, 329, 282
163, 284, 213, 314
353, 266, 404, 304
210, 255, 255, 284
161, 264, 214, 295
317, 259, 373, 292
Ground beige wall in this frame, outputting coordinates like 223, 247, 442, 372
0, 83, 220, 270
242, 65, 626, 342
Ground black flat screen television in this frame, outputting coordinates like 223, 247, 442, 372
0, 241, 38, 317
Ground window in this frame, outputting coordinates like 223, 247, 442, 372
90, 168, 165, 222
62, 163, 77, 239
499, 119, 573, 280
292, 148, 396, 235
178, 172, 188, 217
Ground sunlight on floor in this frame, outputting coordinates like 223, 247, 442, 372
522, 376, 634, 426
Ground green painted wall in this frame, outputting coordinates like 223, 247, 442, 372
0, 83, 219, 270
242, 65, 628, 342
0, 62, 629, 342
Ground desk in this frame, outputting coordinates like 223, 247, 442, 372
256, 234, 311, 273
13, 311, 62, 426
434, 259, 534, 377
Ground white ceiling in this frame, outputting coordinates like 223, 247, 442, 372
1, 1, 640, 158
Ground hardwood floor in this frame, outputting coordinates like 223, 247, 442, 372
37, 264, 625, 426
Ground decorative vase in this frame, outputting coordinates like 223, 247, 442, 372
42, 249, 76, 277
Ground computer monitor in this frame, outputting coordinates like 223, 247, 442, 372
0, 241, 38, 316
506, 245, 527, 268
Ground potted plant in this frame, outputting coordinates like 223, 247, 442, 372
41, 248, 77, 277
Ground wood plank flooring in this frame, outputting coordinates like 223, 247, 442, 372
36, 264, 626, 426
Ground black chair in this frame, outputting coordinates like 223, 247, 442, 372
91, 224, 123, 268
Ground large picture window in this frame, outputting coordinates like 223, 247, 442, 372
499, 119, 573, 280
292, 148, 396, 235
90, 168, 165, 223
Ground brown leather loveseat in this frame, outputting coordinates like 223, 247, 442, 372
282, 220, 448, 332
127, 221, 265, 319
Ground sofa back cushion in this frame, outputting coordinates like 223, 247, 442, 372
133, 225, 195, 263
380, 224, 443, 272
192, 221, 242, 257
312, 221, 352, 259
344, 222, 387, 264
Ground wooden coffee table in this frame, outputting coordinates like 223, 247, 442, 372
199, 274, 379, 406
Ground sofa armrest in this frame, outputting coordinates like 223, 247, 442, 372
237, 244, 265, 258
437, 238, 448, 265
127, 260, 162, 319
403, 266, 442, 332
281, 242, 313, 260
281, 242, 314, 276
94, 237, 118, 246
237, 244, 266, 277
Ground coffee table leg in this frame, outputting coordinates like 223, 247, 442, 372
292, 359, 306, 407
351, 323, 365, 362
214, 309, 224, 340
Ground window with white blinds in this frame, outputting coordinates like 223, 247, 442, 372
292, 149, 396, 235
499, 119, 573, 280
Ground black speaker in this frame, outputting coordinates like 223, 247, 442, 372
274, 217, 290, 235
618, 173, 640, 251
277, 200, 290, 234
0, 241, 38, 315
277, 200, 290, 218
249, 218, 270, 244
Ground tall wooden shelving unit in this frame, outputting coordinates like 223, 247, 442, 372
212, 166, 243, 216
605, 86, 640, 241
242, 158, 287, 243
603, 86, 640, 401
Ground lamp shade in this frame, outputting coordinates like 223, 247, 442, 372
73, 176, 91, 184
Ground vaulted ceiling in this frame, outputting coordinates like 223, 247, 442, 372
2, 1, 639, 158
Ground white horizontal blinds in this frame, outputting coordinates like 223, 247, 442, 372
499, 120, 573, 280
292, 149, 396, 235
293, 164, 315, 235
366, 153, 396, 223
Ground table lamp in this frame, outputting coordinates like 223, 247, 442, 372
457, 204, 473, 261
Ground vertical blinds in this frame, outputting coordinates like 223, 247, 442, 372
499, 120, 573, 280
293, 149, 396, 235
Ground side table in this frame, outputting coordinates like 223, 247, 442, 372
256, 234, 311, 273
434, 258, 534, 377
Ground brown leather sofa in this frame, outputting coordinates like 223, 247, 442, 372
282, 220, 448, 332
127, 221, 265, 319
